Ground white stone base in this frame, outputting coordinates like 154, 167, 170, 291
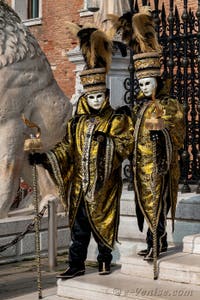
120, 250, 200, 285
183, 234, 200, 254
160, 252, 200, 285
87, 237, 146, 264
57, 265, 200, 300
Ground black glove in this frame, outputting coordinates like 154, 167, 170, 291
28, 153, 46, 166
115, 105, 132, 117
93, 131, 106, 143
149, 130, 164, 143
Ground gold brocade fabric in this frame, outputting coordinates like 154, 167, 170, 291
46, 93, 134, 249
132, 88, 185, 233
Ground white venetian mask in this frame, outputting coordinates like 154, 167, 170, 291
86, 92, 105, 110
138, 77, 157, 97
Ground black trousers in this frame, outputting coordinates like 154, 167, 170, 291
69, 199, 112, 268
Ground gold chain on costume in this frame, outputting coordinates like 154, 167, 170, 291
32, 163, 42, 299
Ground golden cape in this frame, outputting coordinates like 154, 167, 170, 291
46, 92, 134, 249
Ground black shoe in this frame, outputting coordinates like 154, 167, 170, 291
143, 248, 160, 262
137, 245, 167, 256
137, 248, 151, 256
56, 266, 85, 279
98, 262, 111, 275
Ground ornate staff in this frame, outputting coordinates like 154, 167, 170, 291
22, 115, 43, 299
145, 90, 164, 280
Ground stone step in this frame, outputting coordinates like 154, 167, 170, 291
121, 189, 200, 221
118, 215, 200, 245
120, 249, 200, 285
87, 213, 200, 263
183, 234, 200, 255
87, 237, 147, 264
57, 265, 200, 300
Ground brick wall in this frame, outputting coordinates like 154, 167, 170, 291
5, 0, 199, 99
31, 0, 83, 99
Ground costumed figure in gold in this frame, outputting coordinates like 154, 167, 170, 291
132, 52, 185, 262
28, 24, 134, 278
108, 5, 185, 268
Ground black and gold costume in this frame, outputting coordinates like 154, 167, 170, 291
132, 82, 185, 251
45, 91, 134, 266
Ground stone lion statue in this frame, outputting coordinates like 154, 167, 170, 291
0, 1, 72, 218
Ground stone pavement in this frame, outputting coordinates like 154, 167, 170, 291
0, 255, 66, 300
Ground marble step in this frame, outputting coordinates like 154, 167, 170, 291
121, 189, 200, 221
87, 237, 147, 264
183, 234, 200, 255
118, 215, 200, 245
87, 189, 200, 263
87, 212, 200, 263
57, 264, 200, 300
120, 249, 200, 285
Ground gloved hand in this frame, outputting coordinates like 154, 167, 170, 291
115, 105, 132, 117
149, 130, 164, 143
93, 131, 106, 143
28, 153, 46, 166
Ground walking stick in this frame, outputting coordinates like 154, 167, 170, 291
151, 137, 158, 280
22, 115, 43, 299
32, 161, 42, 299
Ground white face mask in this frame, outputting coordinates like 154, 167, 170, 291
86, 92, 105, 110
138, 77, 157, 97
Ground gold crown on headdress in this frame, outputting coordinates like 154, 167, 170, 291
133, 52, 161, 80
80, 68, 107, 93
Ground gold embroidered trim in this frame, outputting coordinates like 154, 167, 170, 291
81, 120, 97, 196
104, 137, 114, 183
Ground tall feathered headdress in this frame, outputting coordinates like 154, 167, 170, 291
66, 22, 113, 92
107, 6, 162, 54
132, 6, 162, 54
66, 22, 112, 72
132, 6, 162, 80
106, 12, 133, 47
107, 6, 162, 80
